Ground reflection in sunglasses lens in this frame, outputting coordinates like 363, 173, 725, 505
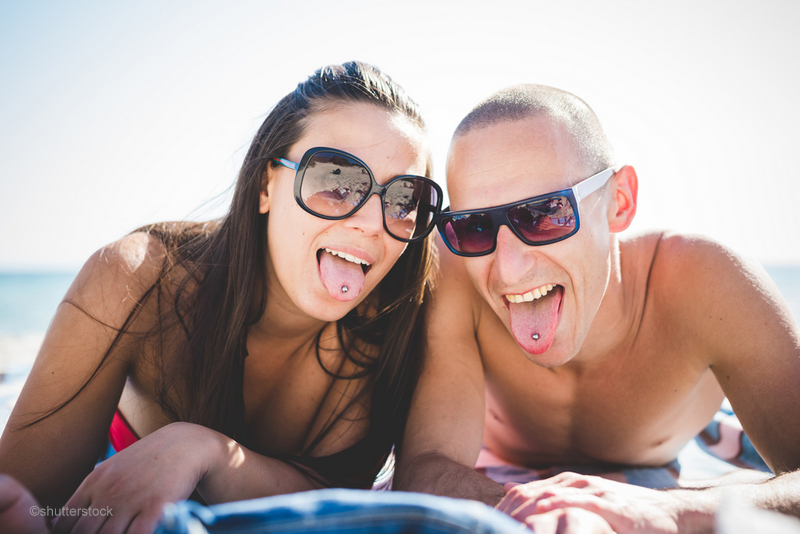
444, 213, 495, 254
300, 151, 438, 241
385, 178, 439, 239
510, 196, 576, 243
302, 152, 371, 217
441, 195, 579, 254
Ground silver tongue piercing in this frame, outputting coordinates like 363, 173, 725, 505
532, 333, 540, 340
341, 286, 349, 293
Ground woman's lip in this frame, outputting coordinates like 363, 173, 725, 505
318, 244, 376, 266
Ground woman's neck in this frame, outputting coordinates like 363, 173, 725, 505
246, 267, 335, 358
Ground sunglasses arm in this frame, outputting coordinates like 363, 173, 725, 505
572, 167, 616, 203
273, 158, 298, 171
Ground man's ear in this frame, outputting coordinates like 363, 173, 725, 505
607, 165, 638, 233
259, 166, 273, 215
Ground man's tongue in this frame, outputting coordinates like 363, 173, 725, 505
508, 286, 562, 355
319, 251, 365, 302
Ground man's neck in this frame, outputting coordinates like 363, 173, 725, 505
568, 236, 641, 369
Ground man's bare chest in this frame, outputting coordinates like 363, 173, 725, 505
478, 328, 725, 466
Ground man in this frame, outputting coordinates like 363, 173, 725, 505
394, 85, 800, 532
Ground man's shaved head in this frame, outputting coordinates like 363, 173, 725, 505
454, 84, 615, 175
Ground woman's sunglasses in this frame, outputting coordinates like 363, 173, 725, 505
435, 167, 615, 257
273, 147, 443, 243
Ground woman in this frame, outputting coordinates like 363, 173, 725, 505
0, 61, 442, 533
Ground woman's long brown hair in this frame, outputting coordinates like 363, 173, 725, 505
33, 61, 437, 485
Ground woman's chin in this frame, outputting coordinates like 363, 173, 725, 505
297, 290, 367, 322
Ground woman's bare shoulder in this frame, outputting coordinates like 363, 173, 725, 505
69, 233, 165, 316
67, 221, 215, 329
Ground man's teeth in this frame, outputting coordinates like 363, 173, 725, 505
505, 284, 554, 303
323, 248, 371, 266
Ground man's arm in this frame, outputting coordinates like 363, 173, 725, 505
740, 469, 800, 518
498, 470, 800, 534
494, 235, 800, 532
664, 234, 800, 473
393, 239, 505, 506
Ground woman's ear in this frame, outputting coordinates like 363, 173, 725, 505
607, 165, 638, 233
259, 167, 272, 215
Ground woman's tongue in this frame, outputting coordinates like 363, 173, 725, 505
508, 287, 562, 355
319, 251, 365, 302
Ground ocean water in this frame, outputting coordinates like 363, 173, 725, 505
0, 273, 77, 428
0, 272, 76, 336
765, 265, 800, 324
0, 272, 76, 372
1, 266, 799, 368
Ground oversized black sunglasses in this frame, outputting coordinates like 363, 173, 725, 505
435, 168, 615, 257
273, 147, 443, 243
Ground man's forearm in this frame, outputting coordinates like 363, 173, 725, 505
671, 470, 800, 533
394, 451, 505, 507
741, 470, 800, 518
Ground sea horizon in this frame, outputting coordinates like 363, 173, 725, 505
2, 263, 799, 336
2, 263, 799, 358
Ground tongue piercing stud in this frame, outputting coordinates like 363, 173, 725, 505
341, 286, 349, 293
532, 334, 540, 340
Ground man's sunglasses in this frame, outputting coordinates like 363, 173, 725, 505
273, 147, 443, 243
435, 167, 615, 257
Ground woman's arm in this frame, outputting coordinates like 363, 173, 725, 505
0, 232, 164, 507
197, 426, 323, 502
0, 475, 48, 534
49, 422, 322, 534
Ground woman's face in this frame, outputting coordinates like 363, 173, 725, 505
261, 102, 429, 322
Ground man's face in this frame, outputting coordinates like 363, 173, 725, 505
446, 116, 613, 367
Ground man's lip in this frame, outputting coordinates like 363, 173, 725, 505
502, 283, 559, 305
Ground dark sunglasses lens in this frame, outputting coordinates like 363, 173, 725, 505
300, 152, 371, 217
440, 213, 495, 254
384, 178, 440, 240
508, 195, 576, 243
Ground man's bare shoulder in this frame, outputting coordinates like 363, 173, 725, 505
620, 229, 737, 264
648, 231, 773, 295
622, 229, 794, 351
621, 234, 800, 473
621, 229, 770, 293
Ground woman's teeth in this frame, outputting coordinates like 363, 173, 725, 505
323, 248, 371, 266
505, 284, 554, 303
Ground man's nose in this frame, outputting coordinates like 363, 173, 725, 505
493, 225, 538, 284
343, 194, 384, 236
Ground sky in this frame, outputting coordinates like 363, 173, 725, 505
1, 0, 799, 271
